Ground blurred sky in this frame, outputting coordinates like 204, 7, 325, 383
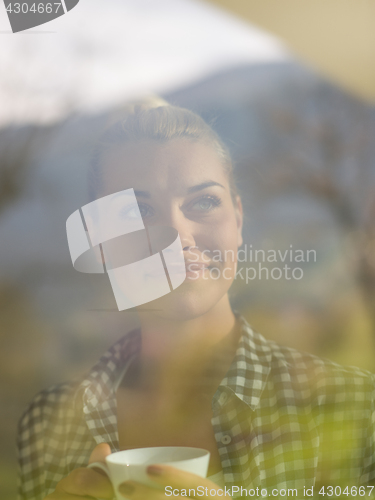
0, 0, 289, 125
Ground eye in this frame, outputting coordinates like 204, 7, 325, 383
119, 203, 154, 220
190, 195, 222, 212
138, 204, 154, 219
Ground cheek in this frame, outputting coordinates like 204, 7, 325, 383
198, 213, 239, 269
206, 212, 239, 250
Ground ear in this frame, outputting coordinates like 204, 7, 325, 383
234, 195, 243, 248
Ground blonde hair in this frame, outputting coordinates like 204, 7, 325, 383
89, 100, 236, 201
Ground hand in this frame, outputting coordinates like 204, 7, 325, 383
118, 465, 232, 499
44, 443, 114, 499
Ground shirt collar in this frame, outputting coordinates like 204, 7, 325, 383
214, 315, 272, 411
77, 315, 272, 412
78, 328, 141, 413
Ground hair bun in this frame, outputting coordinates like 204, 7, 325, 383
105, 96, 169, 128
119, 95, 170, 116
129, 96, 170, 113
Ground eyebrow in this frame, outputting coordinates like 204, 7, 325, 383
131, 181, 226, 199
108, 189, 151, 201
133, 190, 151, 198
187, 181, 225, 193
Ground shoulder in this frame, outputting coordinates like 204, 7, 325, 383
17, 378, 89, 459
16, 330, 141, 500
17, 380, 92, 500
263, 334, 375, 409
270, 338, 374, 385
18, 327, 140, 432
239, 317, 375, 406
18, 380, 80, 432
17, 380, 84, 465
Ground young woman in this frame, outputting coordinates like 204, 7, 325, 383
18, 103, 375, 500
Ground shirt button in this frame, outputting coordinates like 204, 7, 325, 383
221, 435, 232, 445
218, 392, 228, 405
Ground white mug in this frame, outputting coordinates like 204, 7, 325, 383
87, 446, 210, 500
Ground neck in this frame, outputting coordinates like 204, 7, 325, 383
123, 294, 239, 398
140, 294, 236, 358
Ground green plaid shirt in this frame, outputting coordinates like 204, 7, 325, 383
17, 316, 375, 499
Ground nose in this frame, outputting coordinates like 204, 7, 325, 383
181, 237, 196, 252
157, 207, 196, 253
173, 222, 197, 253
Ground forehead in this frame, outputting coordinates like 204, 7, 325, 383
101, 138, 229, 196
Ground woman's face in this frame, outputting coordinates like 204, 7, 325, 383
99, 138, 243, 320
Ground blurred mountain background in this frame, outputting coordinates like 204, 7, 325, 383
1, 1, 375, 499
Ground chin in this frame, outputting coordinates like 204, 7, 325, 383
138, 279, 230, 321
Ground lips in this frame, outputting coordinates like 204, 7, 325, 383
184, 261, 212, 278
185, 261, 210, 272
144, 261, 212, 282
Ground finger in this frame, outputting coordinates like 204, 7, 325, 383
118, 478, 229, 500
55, 467, 114, 499
118, 480, 170, 500
144, 465, 231, 497
88, 442, 112, 464
46, 492, 94, 500
88, 443, 112, 477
